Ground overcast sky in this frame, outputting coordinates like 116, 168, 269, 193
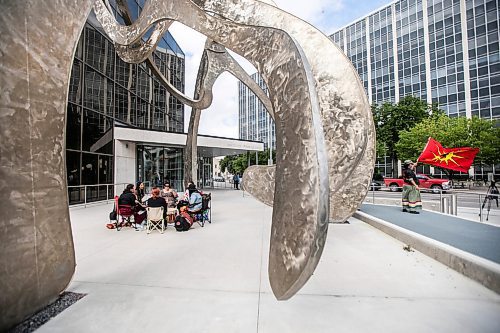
169, 0, 390, 138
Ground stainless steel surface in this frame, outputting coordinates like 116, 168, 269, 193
0, 1, 92, 329
198, 0, 376, 223
184, 39, 274, 186
94, 0, 332, 300
242, 165, 276, 207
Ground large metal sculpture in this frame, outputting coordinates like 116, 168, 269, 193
0, 0, 374, 329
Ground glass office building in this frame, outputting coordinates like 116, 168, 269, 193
66, 3, 185, 204
238, 73, 276, 150
331, 0, 499, 177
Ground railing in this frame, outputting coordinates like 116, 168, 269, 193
68, 183, 129, 207
206, 179, 235, 189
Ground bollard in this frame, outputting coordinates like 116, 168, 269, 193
451, 194, 458, 215
441, 196, 449, 214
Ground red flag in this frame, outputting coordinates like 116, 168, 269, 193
417, 137, 479, 173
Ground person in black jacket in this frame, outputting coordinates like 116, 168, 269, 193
118, 184, 136, 206
118, 184, 147, 228
147, 187, 168, 220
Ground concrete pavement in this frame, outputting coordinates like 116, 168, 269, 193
36, 189, 500, 332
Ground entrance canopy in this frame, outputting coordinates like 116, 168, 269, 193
114, 125, 264, 157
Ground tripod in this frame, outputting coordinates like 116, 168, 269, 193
480, 181, 499, 221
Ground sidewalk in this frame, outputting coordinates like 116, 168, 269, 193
36, 189, 500, 332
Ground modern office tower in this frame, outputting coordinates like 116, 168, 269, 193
238, 73, 276, 151
66, 6, 185, 204
330, 0, 499, 177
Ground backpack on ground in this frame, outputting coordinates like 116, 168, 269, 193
174, 212, 193, 232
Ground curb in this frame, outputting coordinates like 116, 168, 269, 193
354, 210, 500, 294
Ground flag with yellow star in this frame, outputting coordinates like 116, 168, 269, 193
417, 137, 479, 173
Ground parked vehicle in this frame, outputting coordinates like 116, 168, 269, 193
370, 179, 383, 191
383, 174, 451, 193
213, 176, 225, 182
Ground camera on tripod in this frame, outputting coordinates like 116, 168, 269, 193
480, 180, 499, 221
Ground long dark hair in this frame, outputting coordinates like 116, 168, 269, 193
123, 184, 134, 194
187, 183, 197, 196
136, 182, 145, 201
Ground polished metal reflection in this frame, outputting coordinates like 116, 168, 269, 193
93, 0, 375, 300
201, 0, 376, 223
184, 39, 274, 185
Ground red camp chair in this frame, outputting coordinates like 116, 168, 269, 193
114, 196, 134, 231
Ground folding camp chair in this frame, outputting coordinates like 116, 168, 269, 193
188, 193, 211, 227
146, 206, 164, 234
115, 196, 136, 231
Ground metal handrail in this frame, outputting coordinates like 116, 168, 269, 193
68, 183, 129, 207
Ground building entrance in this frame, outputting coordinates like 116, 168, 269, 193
137, 145, 184, 191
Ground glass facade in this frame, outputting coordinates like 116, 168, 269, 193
137, 146, 184, 191
330, 0, 499, 120
428, 0, 467, 117
66, 2, 185, 204
330, 0, 499, 177
346, 20, 370, 93
370, 6, 397, 103
238, 73, 275, 150
467, 0, 500, 119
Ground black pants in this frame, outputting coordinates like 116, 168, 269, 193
234, 182, 239, 189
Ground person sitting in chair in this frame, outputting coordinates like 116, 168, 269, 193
161, 182, 178, 208
187, 183, 202, 213
147, 187, 168, 220
118, 183, 147, 228
118, 184, 136, 206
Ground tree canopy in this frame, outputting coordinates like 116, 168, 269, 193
396, 114, 500, 166
372, 95, 441, 175
219, 148, 276, 175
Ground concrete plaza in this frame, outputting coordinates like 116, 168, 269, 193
37, 189, 500, 332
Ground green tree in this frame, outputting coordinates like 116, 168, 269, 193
219, 149, 276, 175
372, 95, 441, 176
396, 114, 500, 169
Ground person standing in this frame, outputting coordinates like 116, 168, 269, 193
233, 174, 240, 190
401, 160, 422, 214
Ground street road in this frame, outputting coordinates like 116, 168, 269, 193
367, 188, 500, 212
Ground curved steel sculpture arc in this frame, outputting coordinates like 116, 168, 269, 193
0, 1, 93, 330
184, 39, 274, 186
0, 0, 376, 327
93, 0, 330, 300
199, 0, 376, 223
113, 0, 274, 187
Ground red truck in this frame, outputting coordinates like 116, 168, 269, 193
383, 174, 452, 193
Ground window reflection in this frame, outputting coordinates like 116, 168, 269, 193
66, 5, 186, 204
